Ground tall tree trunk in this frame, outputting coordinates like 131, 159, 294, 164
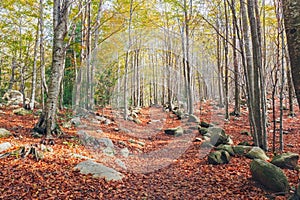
30, 23, 39, 110
230, 0, 240, 116
34, 0, 70, 136
248, 0, 265, 148
240, 0, 258, 146
124, 0, 133, 120
287, 61, 295, 116
40, 0, 48, 109
224, 0, 229, 120
282, 0, 300, 110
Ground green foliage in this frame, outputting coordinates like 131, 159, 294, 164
95, 64, 118, 107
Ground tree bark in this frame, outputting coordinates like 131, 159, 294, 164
34, 0, 70, 136
40, 0, 48, 109
283, 0, 300, 110
30, 22, 39, 110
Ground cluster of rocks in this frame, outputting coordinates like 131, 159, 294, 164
63, 114, 113, 129
127, 107, 142, 124
74, 130, 135, 181
196, 121, 300, 195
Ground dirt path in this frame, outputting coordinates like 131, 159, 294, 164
0, 102, 299, 199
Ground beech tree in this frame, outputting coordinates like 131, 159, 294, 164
283, 0, 300, 110
34, 0, 71, 136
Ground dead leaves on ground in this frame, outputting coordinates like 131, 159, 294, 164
0, 102, 299, 199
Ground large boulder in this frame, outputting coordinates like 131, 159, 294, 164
200, 141, 214, 149
74, 160, 124, 181
0, 128, 12, 138
2, 90, 23, 105
208, 150, 231, 165
246, 147, 269, 161
164, 126, 184, 137
233, 145, 253, 156
0, 142, 12, 153
250, 159, 289, 193
271, 152, 299, 170
209, 127, 231, 146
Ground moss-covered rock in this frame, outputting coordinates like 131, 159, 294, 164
13, 108, 31, 116
208, 150, 231, 165
271, 152, 299, 170
233, 145, 252, 156
250, 159, 289, 193
215, 144, 235, 156
246, 147, 269, 161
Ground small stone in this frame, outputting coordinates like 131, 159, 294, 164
188, 114, 200, 123
193, 137, 202, 142
102, 147, 115, 157
164, 126, 184, 137
0, 142, 12, 153
13, 108, 31, 116
0, 128, 12, 138
70, 117, 81, 126
120, 148, 130, 157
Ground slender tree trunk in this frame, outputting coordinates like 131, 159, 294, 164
216, 12, 223, 107
30, 22, 39, 110
124, 0, 133, 120
279, 18, 285, 152
287, 61, 295, 116
34, 0, 70, 136
40, 0, 47, 109
224, 0, 229, 120
230, 0, 240, 116
240, 0, 258, 146
248, 0, 265, 148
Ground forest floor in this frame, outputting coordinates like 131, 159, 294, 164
0, 100, 299, 199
